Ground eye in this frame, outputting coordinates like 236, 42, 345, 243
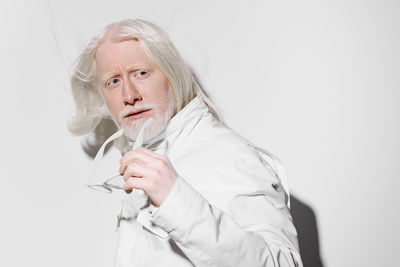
106, 78, 120, 88
134, 70, 149, 79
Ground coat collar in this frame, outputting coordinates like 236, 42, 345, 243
138, 95, 210, 155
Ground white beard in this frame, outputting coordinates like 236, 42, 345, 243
118, 92, 175, 141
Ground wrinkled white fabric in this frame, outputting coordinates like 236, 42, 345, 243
89, 96, 303, 266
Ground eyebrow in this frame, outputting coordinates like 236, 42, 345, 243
101, 72, 119, 84
100, 63, 153, 83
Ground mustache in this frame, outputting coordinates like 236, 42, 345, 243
119, 103, 156, 120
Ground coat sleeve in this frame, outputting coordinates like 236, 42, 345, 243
150, 150, 303, 267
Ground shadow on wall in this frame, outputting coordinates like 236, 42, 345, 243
290, 195, 325, 267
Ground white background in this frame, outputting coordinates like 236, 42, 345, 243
1, 0, 399, 266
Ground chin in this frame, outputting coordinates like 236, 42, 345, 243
122, 116, 168, 141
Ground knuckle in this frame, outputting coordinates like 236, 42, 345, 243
152, 168, 162, 178
123, 182, 131, 191
126, 164, 135, 173
123, 172, 130, 181
124, 168, 131, 176
123, 183, 132, 194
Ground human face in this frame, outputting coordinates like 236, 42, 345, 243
95, 39, 175, 141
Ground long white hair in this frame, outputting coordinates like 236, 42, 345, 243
68, 19, 217, 148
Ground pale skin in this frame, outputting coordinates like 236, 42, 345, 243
119, 147, 178, 207
95, 37, 178, 207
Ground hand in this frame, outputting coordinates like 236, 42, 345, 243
119, 147, 178, 207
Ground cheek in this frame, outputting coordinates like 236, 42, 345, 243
154, 77, 172, 100
154, 84, 172, 110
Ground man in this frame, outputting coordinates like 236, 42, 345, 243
69, 19, 303, 266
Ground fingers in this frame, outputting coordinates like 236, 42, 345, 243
119, 147, 156, 174
123, 177, 147, 194
138, 147, 164, 160
119, 147, 167, 175
122, 162, 152, 181
118, 147, 177, 206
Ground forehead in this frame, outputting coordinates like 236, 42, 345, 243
95, 39, 153, 74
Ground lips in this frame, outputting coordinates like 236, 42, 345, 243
124, 109, 152, 119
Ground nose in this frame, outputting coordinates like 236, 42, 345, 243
122, 79, 142, 105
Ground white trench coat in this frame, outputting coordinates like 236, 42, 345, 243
92, 96, 302, 267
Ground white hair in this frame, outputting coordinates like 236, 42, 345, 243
68, 19, 218, 144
